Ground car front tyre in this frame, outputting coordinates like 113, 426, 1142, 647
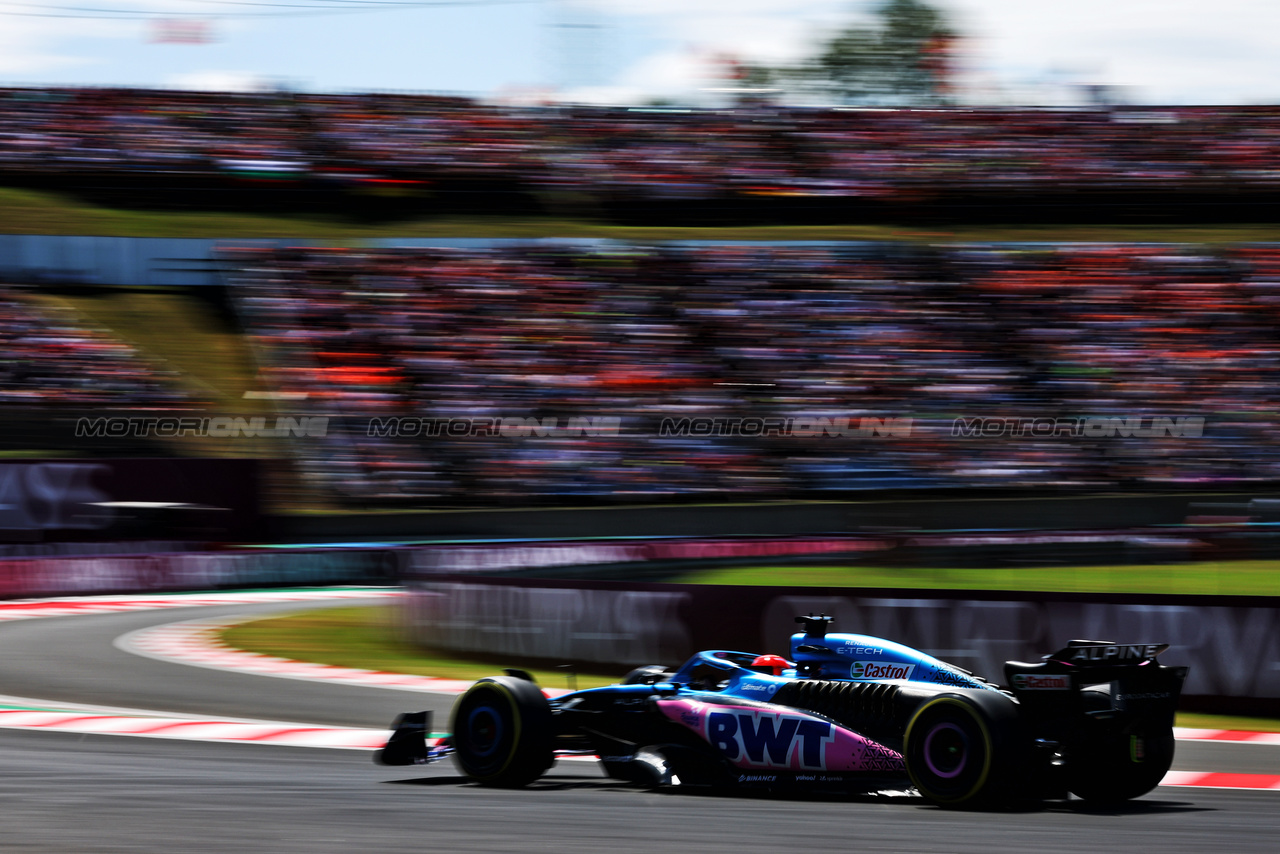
451, 676, 553, 787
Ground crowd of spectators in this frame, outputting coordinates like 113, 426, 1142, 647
0, 286, 189, 406
3, 87, 1280, 213
225, 241, 1280, 504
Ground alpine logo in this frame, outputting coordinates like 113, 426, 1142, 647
1067, 644, 1163, 662
1012, 673, 1070, 691
850, 661, 915, 680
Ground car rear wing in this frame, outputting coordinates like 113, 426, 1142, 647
1042, 640, 1170, 666
1004, 640, 1188, 721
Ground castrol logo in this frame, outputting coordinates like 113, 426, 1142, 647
850, 661, 915, 680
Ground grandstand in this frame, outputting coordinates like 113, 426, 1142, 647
2, 86, 1279, 514
221, 241, 1280, 506
3, 87, 1280, 225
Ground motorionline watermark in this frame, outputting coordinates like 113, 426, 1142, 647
950, 416, 1205, 439
366, 416, 623, 438
73, 414, 1205, 443
657, 416, 913, 438
75, 416, 329, 439
363, 415, 913, 439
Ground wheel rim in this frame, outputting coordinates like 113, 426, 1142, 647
923, 722, 969, 779
465, 705, 503, 759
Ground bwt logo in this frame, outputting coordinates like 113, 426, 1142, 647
706, 710, 834, 769
658, 416, 911, 438
951, 416, 1204, 439
75, 416, 328, 439
366, 416, 622, 438
850, 661, 915, 680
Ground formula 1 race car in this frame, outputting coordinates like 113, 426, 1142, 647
377, 615, 1188, 808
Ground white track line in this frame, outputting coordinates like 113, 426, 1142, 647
116, 610, 573, 696
115, 615, 478, 695
0, 707, 390, 749
0, 588, 407, 749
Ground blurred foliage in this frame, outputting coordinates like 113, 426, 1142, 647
748, 0, 956, 104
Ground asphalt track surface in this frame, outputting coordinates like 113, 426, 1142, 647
2, 599, 1280, 854
0, 600, 455, 728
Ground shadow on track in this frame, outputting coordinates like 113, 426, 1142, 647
383, 775, 636, 792
1057, 798, 1212, 816
381, 773, 1213, 815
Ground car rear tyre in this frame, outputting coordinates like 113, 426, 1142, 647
904, 691, 1023, 808
451, 676, 553, 787
1064, 722, 1172, 804
1067, 726, 1174, 804
1067, 687, 1174, 804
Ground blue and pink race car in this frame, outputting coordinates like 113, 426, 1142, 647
378, 615, 1187, 807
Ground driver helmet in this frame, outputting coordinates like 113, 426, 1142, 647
750, 654, 790, 676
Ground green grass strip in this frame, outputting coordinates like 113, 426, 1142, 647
667, 561, 1280, 597
221, 605, 622, 690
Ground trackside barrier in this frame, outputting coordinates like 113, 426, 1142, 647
0, 548, 395, 598
404, 536, 891, 577
402, 577, 1280, 712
